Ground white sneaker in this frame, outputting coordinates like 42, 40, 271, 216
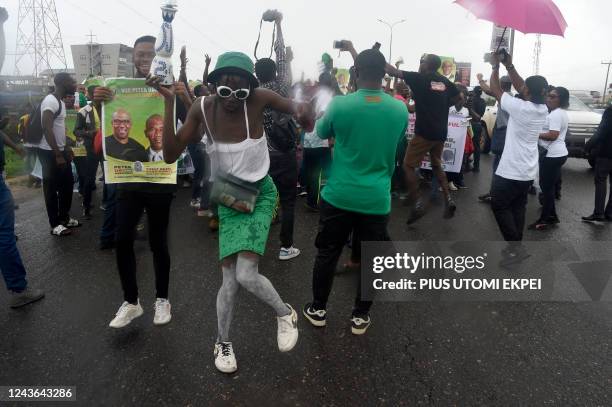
109, 301, 143, 328
50, 224, 71, 236
279, 246, 301, 261
189, 198, 201, 209
277, 304, 298, 352
197, 208, 212, 217
214, 342, 237, 373
64, 218, 82, 228
448, 182, 458, 191
153, 298, 171, 326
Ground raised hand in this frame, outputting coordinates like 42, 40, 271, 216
146, 74, 176, 100
93, 86, 113, 103
204, 54, 211, 66
180, 46, 187, 68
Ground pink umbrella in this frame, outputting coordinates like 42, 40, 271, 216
454, 0, 568, 37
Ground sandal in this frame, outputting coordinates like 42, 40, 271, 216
51, 225, 72, 236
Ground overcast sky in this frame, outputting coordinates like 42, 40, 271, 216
2, 0, 611, 91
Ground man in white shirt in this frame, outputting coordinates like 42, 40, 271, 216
144, 114, 164, 162
487, 53, 549, 265
38, 72, 79, 236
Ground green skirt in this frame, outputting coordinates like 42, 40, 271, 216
217, 175, 278, 260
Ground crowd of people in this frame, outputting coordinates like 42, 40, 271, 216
2, 8, 612, 375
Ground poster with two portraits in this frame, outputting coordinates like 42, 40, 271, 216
101, 78, 177, 184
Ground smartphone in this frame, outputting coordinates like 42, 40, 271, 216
497, 48, 509, 64
333, 41, 343, 49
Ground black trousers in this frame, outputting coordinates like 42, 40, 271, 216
592, 157, 612, 216
490, 175, 532, 242
471, 123, 483, 171
312, 200, 390, 316
539, 156, 567, 221
37, 149, 74, 228
487, 153, 503, 194
74, 144, 98, 210
115, 190, 173, 303
269, 150, 297, 248
303, 147, 332, 208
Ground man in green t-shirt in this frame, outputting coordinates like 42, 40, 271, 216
303, 46, 408, 336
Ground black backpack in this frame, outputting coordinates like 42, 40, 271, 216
267, 110, 299, 152
25, 94, 62, 144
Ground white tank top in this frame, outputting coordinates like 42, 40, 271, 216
200, 97, 270, 183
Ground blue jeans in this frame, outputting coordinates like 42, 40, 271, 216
100, 183, 117, 244
0, 175, 27, 292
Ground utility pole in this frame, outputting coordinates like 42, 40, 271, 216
533, 34, 542, 75
602, 61, 612, 104
86, 30, 97, 76
377, 18, 406, 63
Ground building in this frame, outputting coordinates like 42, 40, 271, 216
71, 43, 133, 84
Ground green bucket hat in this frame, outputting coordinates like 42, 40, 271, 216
207, 52, 259, 89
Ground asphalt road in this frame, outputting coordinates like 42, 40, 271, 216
1, 155, 611, 406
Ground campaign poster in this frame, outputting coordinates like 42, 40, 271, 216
420, 114, 468, 173
64, 107, 86, 157
335, 68, 350, 94
102, 78, 177, 184
438, 56, 457, 83
491, 24, 513, 52
455, 62, 472, 87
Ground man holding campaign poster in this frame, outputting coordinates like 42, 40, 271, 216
96, 71, 178, 331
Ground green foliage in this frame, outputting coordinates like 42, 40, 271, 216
3, 147, 26, 178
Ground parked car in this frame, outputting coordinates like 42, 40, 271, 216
479, 96, 602, 166
566, 95, 603, 166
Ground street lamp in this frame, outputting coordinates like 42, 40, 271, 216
377, 18, 406, 63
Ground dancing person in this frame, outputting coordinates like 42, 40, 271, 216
302, 73, 334, 211
302, 45, 408, 335
487, 53, 548, 265
96, 35, 177, 329
255, 10, 301, 261
529, 87, 569, 230
477, 74, 512, 203
386, 54, 460, 224
149, 52, 310, 374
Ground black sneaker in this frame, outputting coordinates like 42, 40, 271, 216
582, 214, 605, 222
9, 287, 45, 309
303, 303, 326, 327
406, 201, 426, 225
350, 314, 371, 335
499, 246, 531, 268
478, 193, 492, 203
528, 219, 552, 231
443, 198, 457, 219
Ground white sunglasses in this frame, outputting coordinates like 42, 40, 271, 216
216, 85, 250, 100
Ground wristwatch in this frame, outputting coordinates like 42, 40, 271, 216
506, 64, 515, 70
